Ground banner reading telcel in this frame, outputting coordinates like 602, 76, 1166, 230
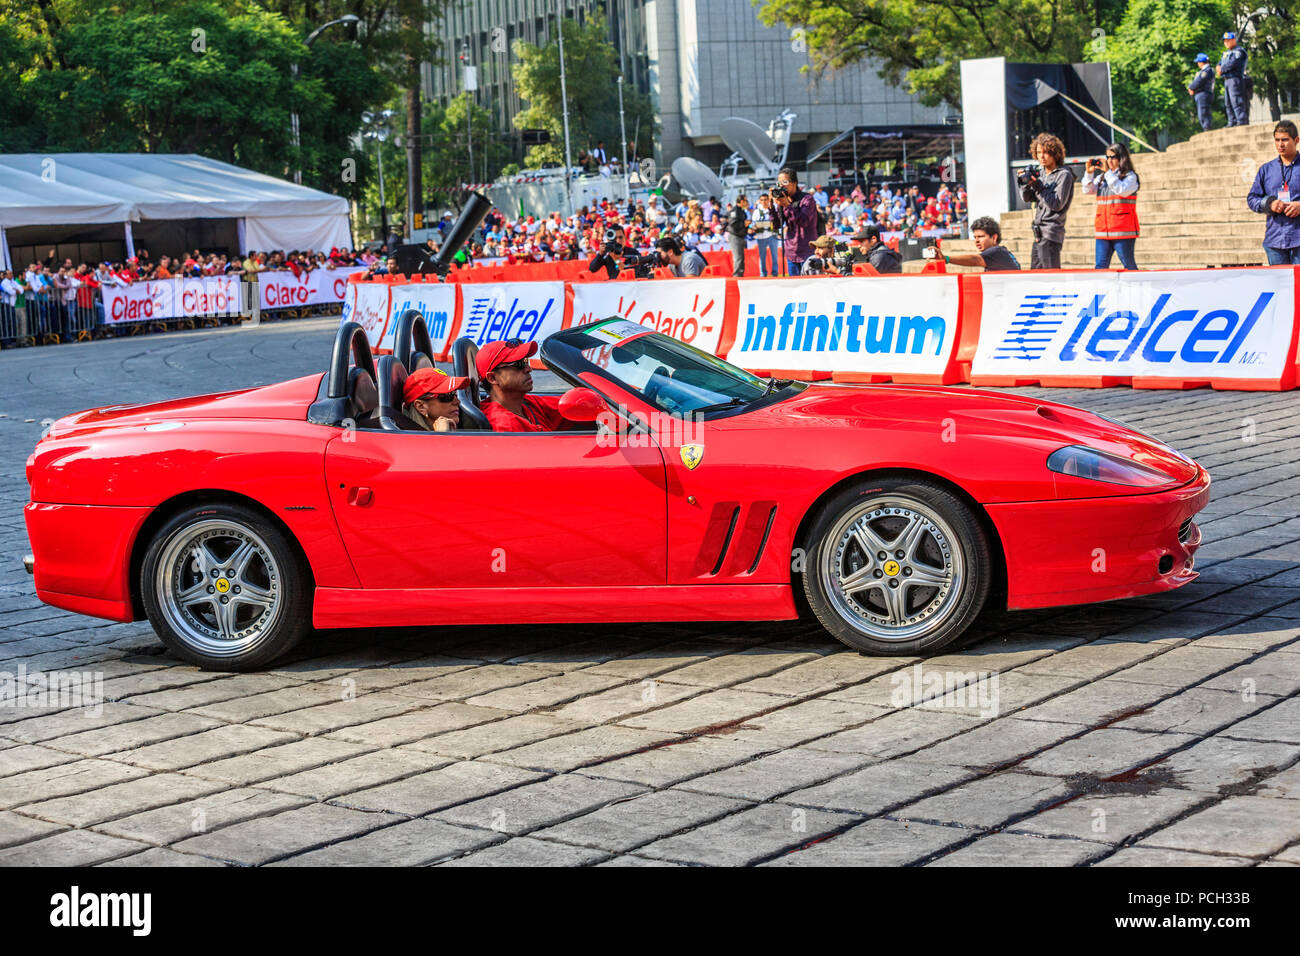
386, 283, 458, 355
457, 281, 564, 345
727, 276, 960, 376
103, 276, 243, 324
972, 269, 1296, 385
258, 266, 365, 310
571, 280, 728, 354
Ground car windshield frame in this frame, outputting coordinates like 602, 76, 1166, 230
541, 318, 804, 418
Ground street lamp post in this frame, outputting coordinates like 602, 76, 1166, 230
617, 75, 628, 202
362, 109, 395, 242
556, 4, 574, 216
291, 14, 360, 185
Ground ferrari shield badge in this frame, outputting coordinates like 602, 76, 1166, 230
680, 443, 705, 470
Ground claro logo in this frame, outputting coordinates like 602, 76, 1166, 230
994, 292, 1273, 364
50, 886, 151, 936
739, 302, 946, 355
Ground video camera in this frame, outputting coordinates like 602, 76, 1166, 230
1016, 164, 1043, 189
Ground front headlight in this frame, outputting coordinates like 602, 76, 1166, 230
1046, 445, 1178, 488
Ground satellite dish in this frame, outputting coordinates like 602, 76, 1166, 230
720, 117, 781, 177
671, 157, 725, 201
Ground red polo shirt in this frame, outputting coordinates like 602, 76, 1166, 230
482, 395, 573, 433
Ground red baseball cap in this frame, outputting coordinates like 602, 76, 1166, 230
403, 367, 469, 404
476, 338, 538, 379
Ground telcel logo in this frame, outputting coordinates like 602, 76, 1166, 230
999, 292, 1273, 364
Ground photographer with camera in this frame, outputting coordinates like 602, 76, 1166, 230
1018, 133, 1075, 270
770, 167, 819, 275
656, 236, 707, 277
937, 217, 1021, 271
851, 225, 902, 274
588, 224, 639, 280
1083, 143, 1140, 270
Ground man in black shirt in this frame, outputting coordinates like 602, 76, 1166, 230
588, 225, 639, 279
851, 225, 902, 274
726, 194, 749, 276
941, 216, 1021, 271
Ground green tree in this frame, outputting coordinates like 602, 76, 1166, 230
1238, 4, 1300, 121
1085, 0, 1231, 144
754, 0, 1123, 108
511, 13, 656, 167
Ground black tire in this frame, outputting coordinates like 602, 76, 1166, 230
802, 478, 991, 656
140, 503, 313, 670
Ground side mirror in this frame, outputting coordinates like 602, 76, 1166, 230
558, 387, 606, 422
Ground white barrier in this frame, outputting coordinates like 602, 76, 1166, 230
386, 283, 457, 355
571, 279, 728, 354
457, 281, 565, 346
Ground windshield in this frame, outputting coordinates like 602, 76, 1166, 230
543, 318, 776, 415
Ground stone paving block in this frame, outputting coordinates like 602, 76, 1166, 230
763, 817, 967, 866
0, 757, 149, 810
1149, 735, 1296, 794
910, 716, 1089, 770
899, 771, 1075, 830
465, 670, 627, 712
15, 771, 227, 827
781, 757, 975, 816
437, 836, 609, 866
651, 647, 821, 689
1139, 795, 1300, 858
596, 854, 685, 866
1111, 686, 1278, 736
722, 698, 889, 749
125, 673, 302, 711
636, 802, 855, 866
581, 640, 731, 680
248, 690, 431, 736
384, 663, 558, 703
98, 667, 223, 701
261, 748, 453, 801
182, 682, 354, 724
617, 688, 799, 734
40, 711, 224, 758
93, 788, 309, 846
332, 656, 479, 692
431, 772, 646, 835
534, 788, 747, 853
485, 725, 678, 773
1193, 616, 1300, 653
680, 747, 873, 802
0, 743, 79, 776
112, 724, 299, 772
332, 760, 544, 817
1274, 844, 1300, 864
928, 832, 1109, 866
1007, 789, 1209, 844
265, 646, 425, 682
731, 652, 903, 697
1016, 641, 1170, 680
99, 847, 231, 866
324, 702, 507, 748
1011, 678, 1171, 727
1104, 645, 1257, 689
920, 671, 1082, 719
1096, 846, 1254, 867
544, 679, 702, 724
501, 634, 680, 671
803, 707, 983, 758
1201, 651, 1300, 697
1219, 696, 1300, 743
0, 828, 149, 866
1019, 728, 1197, 779
172, 801, 391, 865
577, 737, 771, 788
404, 713, 585, 759
0, 809, 64, 848
1257, 765, 1300, 800
271, 818, 503, 866
0, 701, 164, 744
181, 737, 372, 786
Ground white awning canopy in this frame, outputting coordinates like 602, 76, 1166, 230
0, 153, 351, 253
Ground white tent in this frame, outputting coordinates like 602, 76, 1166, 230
0, 153, 352, 269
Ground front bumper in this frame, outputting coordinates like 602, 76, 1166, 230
987, 465, 1211, 611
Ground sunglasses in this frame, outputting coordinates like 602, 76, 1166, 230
495, 359, 531, 372
420, 393, 459, 403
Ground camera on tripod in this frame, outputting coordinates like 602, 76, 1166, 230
1016, 164, 1042, 188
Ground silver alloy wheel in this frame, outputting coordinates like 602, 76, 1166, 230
819, 496, 965, 642
153, 519, 283, 659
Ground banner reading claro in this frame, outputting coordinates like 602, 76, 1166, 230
725, 276, 962, 382
258, 266, 365, 310
571, 279, 728, 354
971, 268, 1299, 389
104, 276, 243, 324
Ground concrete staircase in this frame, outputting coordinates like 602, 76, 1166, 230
943, 119, 1297, 271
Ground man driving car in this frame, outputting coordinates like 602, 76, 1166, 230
477, 338, 583, 432
403, 367, 469, 431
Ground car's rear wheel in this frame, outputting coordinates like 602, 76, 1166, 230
140, 503, 312, 670
803, 478, 991, 655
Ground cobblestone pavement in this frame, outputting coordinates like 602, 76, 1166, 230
0, 319, 1298, 867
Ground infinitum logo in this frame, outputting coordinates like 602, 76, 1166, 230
50, 886, 151, 936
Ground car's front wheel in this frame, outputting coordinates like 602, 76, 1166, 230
803, 478, 991, 655
140, 503, 312, 670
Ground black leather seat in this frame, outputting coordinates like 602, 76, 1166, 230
348, 366, 379, 429
451, 336, 491, 431
375, 355, 423, 431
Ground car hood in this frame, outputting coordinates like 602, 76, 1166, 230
749, 383, 1201, 488
44, 374, 325, 440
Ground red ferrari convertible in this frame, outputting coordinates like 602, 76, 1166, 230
24, 314, 1209, 670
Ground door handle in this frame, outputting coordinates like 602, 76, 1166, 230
347, 486, 373, 506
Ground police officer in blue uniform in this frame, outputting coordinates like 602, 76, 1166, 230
1218, 32, 1248, 127
1188, 53, 1214, 131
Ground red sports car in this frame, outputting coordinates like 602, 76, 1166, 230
23, 314, 1209, 670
